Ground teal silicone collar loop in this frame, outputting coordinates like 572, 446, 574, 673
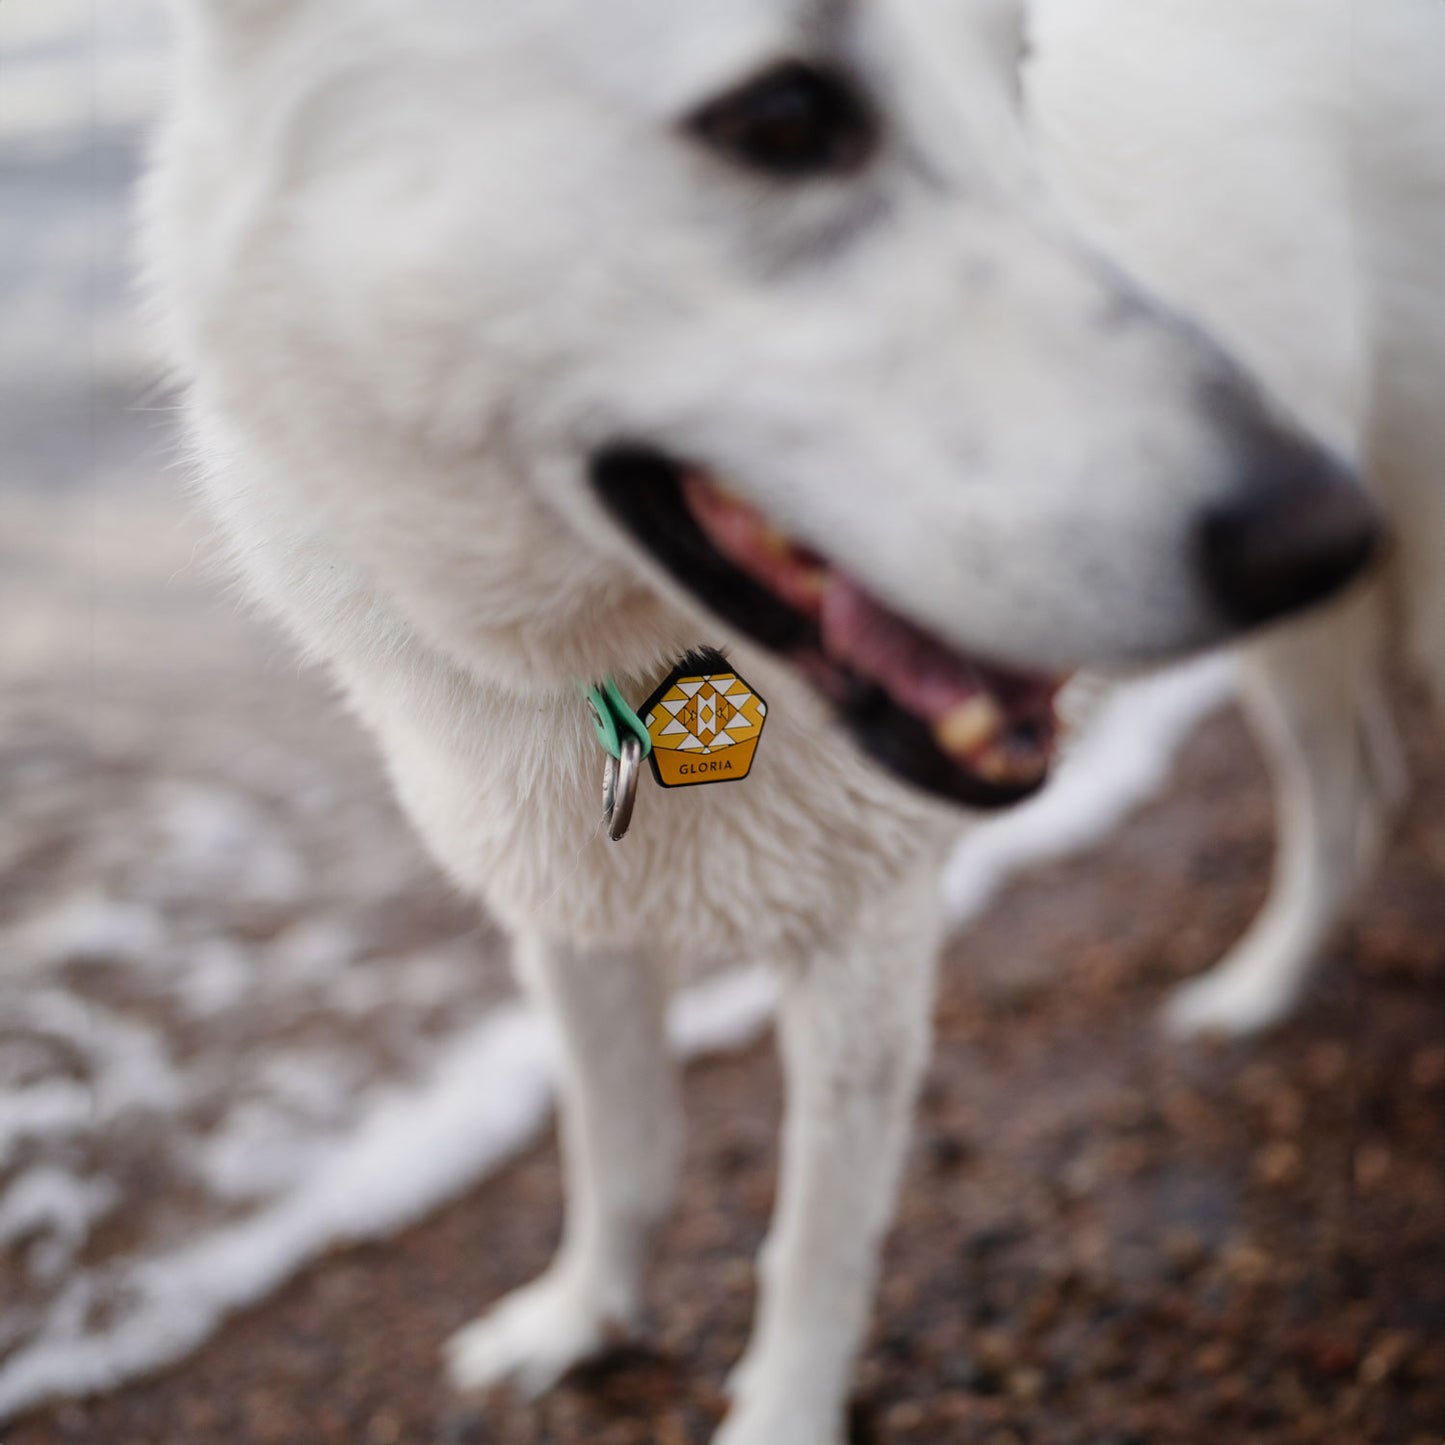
583, 677, 653, 760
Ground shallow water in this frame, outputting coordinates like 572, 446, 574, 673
0, 0, 170, 494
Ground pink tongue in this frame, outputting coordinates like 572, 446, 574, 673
820, 576, 982, 723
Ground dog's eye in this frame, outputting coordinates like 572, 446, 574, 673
687, 61, 877, 179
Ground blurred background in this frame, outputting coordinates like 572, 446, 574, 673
0, 0, 529, 1421
2, 7, 1442, 1444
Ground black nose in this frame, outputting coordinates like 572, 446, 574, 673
1198, 428, 1384, 628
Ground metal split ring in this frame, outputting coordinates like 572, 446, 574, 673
602, 734, 643, 842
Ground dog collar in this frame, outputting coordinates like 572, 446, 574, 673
582, 648, 769, 841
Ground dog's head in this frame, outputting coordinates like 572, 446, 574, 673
154, 0, 1380, 808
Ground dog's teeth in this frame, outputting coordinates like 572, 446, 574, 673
974, 740, 1048, 788
976, 749, 1024, 785
934, 697, 1004, 758
795, 567, 830, 600
756, 522, 796, 559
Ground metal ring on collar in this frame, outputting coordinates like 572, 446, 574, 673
602, 734, 643, 842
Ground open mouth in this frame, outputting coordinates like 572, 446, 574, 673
591, 448, 1067, 810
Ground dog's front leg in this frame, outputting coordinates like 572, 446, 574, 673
718, 879, 942, 1445
447, 934, 680, 1396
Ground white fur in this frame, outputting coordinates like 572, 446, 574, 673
1028, 0, 1445, 1036
144, 0, 1438, 1437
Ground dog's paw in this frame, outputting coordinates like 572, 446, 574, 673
712, 1402, 842, 1445
714, 1353, 842, 1445
445, 1269, 626, 1398
1164, 960, 1299, 1040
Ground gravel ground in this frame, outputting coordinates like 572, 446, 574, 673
10, 688, 1443, 1445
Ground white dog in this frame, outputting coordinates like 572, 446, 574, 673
144, 1, 1409, 1439
1029, 0, 1445, 1038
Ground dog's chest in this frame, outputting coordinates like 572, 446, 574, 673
353, 652, 955, 961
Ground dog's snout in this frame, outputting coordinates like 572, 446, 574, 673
1198, 423, 1383, 628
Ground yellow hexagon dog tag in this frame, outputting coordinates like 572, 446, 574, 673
641, 649, 768, 789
